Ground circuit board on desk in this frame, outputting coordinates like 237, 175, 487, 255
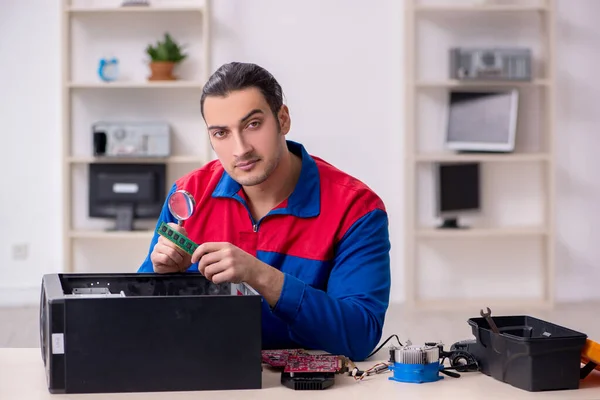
261, 349, 347, 373
285, 354, 345, 373
262, 349, 307, 367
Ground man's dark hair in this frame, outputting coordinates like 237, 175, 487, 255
200, 62, 284, 120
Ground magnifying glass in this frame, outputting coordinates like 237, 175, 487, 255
156, 190, 199, 257
168, 190, 196, 225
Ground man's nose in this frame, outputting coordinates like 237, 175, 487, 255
232, 133, 252, 158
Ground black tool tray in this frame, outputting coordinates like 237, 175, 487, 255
468, 315, 587, 392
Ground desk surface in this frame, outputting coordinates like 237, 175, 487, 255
1, 348, 599, 399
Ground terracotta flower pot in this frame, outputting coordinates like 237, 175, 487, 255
148, 61, 176, 81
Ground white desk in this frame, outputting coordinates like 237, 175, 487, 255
1, 348, 599, 399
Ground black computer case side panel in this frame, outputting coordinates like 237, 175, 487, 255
62, 295, 262, 393
40, 275, 67, 394
48, 299, 66, 394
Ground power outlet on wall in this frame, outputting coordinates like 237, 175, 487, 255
12, 243, 29, 261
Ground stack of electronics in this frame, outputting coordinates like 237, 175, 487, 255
435, 47, 530, 229
262, 349, 349, 390
89, 121, 171, 231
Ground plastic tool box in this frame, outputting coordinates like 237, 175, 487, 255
467, 315, 587, 392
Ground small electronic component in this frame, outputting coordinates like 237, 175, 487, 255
388, 342, 444, 384
156, 222, 199, 256
281, 372, 335, 391
281, 354, 345, 391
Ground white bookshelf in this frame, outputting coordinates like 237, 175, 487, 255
404, 0, 556, 309
68, 81, 205, 89
67, 155, 204, 164
416, 226, 548, 239
416, 79, 549, 88
415, 153, 549, 162
69, 230, 155, 239
67, 6, 205, 13
61, 0, 212, 273
415, 4, 548, 13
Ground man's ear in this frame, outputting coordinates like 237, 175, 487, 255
278, 105, 291, 135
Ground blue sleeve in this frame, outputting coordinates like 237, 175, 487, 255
271, 208, 391, 361
137, 184, 199, 273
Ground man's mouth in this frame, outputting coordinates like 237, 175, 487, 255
236, 159, 259, 170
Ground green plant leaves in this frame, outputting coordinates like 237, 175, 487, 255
146, 32, 187, 63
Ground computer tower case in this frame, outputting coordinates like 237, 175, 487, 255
39, 273, 263, 394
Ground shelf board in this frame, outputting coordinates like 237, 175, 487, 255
416, 79, 549, 88
167, 156, 205, 164
69, 230, 155, 239
68, 156, 204, 164
68, 81, 204, 89
415, 153, 550, 163
417, 226, 548, 238
67, 6, 204, 14
415, 4, 548, 13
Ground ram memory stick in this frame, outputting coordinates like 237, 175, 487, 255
156, 222, 199, 256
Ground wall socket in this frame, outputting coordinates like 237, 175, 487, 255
12, 243, 29, 261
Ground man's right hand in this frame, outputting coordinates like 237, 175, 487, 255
151, 223, 192, 273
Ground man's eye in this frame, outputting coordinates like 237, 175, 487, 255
213, 131, 226, 138
247, 121, 261, 129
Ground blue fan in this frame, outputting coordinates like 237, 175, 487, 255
388, 342, 444, 384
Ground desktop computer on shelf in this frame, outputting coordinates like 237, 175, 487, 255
88, 163, 166, 231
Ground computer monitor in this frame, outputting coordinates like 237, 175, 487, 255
446, 89, 519, 152
435, 162, 480, 229
88, 163, 166, 231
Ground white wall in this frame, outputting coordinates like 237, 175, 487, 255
0, 0, 62, 305
554, 0, 600, 301
209, 0, 405, 301
0, 0, 598, 306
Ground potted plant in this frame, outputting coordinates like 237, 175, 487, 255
145, 32, 187, 81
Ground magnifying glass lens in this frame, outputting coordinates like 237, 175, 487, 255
168, 190, 195, 221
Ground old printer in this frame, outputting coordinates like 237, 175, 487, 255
39, 273, 263, 394
92, 121, 170, 158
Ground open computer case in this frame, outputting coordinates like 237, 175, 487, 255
39, 273, 263, 394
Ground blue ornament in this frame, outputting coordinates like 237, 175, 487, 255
98, 58, 119, 82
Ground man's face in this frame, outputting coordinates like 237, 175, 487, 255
203, 87, 290, 186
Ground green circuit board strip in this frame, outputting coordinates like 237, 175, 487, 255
157, 222, 199, 256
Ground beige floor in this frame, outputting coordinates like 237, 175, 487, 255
2, 301, 599, 349
0, 306, 39, 348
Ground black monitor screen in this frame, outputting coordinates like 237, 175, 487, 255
437, 162, 480, 213
89, 163, 166, 230
96, 171, 155, 203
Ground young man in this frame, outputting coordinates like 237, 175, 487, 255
138, 62, 391, 361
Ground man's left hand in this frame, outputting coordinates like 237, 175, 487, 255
191, 242, 260, 284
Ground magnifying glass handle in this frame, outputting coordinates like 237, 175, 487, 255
177, 220, 183, 226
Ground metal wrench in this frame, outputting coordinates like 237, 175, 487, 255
480, 307, 500, 334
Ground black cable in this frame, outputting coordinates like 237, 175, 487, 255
366, 334, 403, 359
440, 369, 461, 378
